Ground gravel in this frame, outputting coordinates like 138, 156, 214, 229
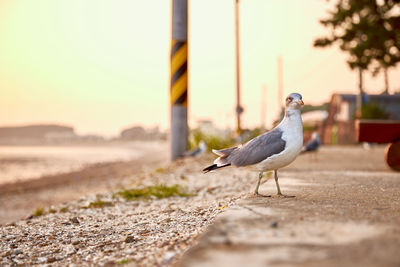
0, 155, 255, 266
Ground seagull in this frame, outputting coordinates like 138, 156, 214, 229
302, 131, 321, 153
184, 140, 207, 157
203, 93, 304, 197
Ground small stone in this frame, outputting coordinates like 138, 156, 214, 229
47, 257, 56, 263
12, 249, 22, 255
62, 221, 72, 226
65, 245, 76, 255
5, 235, 15, 241
270, 221, 278, 228
160, 240, 170, 247
13, 258, 25, 265
72, 239, 80, 245
224, 238, 232, 246
161, 251, 175, 265
4, 250, 12, 257
38, 257, 47, 263
139, 229, 150, 236
70, 217, 80, 225
124, 235, 136, 243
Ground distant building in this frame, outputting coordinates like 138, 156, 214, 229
322, 93, 400, 144
0, 124, 76, 144
120, 126, 166, 141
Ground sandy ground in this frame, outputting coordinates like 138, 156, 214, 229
0, 147, 256, 266
0, 141, 169, 225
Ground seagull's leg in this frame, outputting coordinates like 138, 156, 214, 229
254, 171, 271, 197
274, 170, 295, 198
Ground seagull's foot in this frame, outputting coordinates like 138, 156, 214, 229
276, 193, 295, 198
253, 192, 271, 198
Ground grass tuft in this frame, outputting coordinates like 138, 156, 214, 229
118, 259, 130, 265
48, 208, 57, 214
116, 184, 195, 201
86, 200, 114, 209
189, 129, 235, 151
155, 167, 164, 173
33, 207, 44, 217
59, 207, 68, 213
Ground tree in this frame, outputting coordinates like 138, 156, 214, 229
314, 0, 400, 94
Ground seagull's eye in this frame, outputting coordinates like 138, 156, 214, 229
287, 97, 293, 102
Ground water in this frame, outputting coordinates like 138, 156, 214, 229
0, 145, 141, 184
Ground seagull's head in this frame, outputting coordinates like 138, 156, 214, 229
285, 93, 304, 110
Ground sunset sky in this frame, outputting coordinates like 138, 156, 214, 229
1, 0, 399, 137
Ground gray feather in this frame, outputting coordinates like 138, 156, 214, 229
213, 147, 238, 157
228, 128, 286, 166
304, 138, 321, 152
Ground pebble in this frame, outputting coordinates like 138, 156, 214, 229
70, 217, 80, 225
12, 249, 22, 255
124, 235, 136, 243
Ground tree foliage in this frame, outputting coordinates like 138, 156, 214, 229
314, 0, 400, 74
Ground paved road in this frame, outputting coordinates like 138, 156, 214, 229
178, 145, 400, 267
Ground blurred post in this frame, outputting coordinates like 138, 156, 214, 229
235, 0, 243, 135
355, 31, 364, 119
277, 56, 283, 111
355, 67, 363, 119
261, 84, 267, 130
170, 0, 188, 160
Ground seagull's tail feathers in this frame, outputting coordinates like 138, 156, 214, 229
203, 146, 238, 173
213, 146, 238, 165
212, 147, 237, 157
203, 163, 231, 173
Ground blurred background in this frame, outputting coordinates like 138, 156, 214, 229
0, 0, 399, 184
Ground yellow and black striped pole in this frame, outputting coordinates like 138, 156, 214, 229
171, 40, 188, 107
170, 0, 188, 160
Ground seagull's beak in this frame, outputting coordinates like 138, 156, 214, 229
299, 100, 304, 106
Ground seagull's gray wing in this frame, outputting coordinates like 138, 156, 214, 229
304, 138, 320, 152
228, 128, 286, 166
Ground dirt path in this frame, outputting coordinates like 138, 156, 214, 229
0, 141, 168, 225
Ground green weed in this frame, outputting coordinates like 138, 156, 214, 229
116, 184, 194, 201
85, 200, 114, 209
118, 259, 130, 265
33, 207, 44, 217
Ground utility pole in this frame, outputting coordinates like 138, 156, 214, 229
355, 31, 364, 119
355, 67, 363, 119
383, 68, 389, 94
277, 56, 284, 113
261, 84, 267, 130
170, 0, 188, 160
235, 0, 243, 135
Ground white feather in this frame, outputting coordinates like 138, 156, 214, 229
256, 109, 303, 171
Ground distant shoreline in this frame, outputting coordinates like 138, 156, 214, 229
0, 139, 164, 146
0, 141, 168, 224
0, 160, 134, 195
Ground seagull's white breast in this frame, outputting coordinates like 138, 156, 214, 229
256, 111, 303, 171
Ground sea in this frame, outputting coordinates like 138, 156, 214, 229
0, 145, 141, 185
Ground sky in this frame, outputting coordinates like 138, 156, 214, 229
0, 0, 399, 137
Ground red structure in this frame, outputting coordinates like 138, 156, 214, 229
356, 120, 400, 171
322, 93, 400, 145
